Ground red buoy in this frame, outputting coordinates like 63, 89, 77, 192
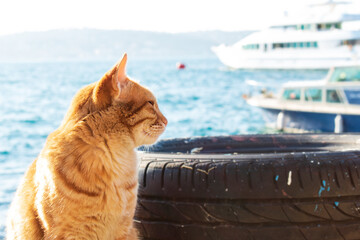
176, 62, 186, 69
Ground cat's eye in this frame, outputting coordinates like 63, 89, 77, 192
148, 100, 155, 106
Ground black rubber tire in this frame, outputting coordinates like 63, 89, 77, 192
135, 134, 360, 240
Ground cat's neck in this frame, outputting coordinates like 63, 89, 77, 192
73, 117, 137, 176
42, 113, 138, 191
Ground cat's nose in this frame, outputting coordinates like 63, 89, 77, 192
160, 115, 168, 127
156, 109, 167, 127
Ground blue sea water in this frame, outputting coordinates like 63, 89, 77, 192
0, 58, 327, 237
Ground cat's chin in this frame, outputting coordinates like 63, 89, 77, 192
142, 130, 162, 142
141, 127, 165, 145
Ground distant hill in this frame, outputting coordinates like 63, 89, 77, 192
0, 29, 252, 62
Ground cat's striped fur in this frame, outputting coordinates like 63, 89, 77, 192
6, 54, 167, 240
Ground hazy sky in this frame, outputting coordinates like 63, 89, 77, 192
0, 0, 358, 35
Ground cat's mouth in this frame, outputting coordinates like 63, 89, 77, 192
143, 122, 166, 140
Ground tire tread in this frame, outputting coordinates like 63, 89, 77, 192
136, 134, 360, 239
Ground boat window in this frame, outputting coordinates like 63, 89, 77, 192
341, 39, 360, 46
272, 41, 318, 49
326, 90, 342, 103
344, 89, 360, 105
316, 23, 340, 31
243, 44, 260, 50
297, 24, 312, 30
329, 67, 360, 82
282, 89, 301, 101
305, 88, 322, 102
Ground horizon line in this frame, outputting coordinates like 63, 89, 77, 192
0, 27, 257, 37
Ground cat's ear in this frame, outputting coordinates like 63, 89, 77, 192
93, 53, 129, 105
113, 53, 128, 98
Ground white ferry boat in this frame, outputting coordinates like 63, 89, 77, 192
212, 1, 360, 69
245, 66, 360, 132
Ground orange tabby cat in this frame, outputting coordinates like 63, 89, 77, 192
6, 54, 167, 240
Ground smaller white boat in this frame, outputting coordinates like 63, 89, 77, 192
245, 66, 360, 132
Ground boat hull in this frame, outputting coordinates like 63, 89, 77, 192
262, 108, 360, 132
213, 45, 360, 70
